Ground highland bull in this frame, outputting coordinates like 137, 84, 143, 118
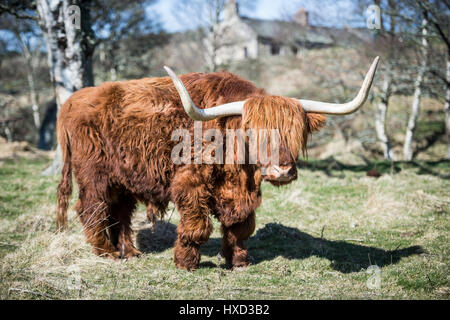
56, 57, 379, 270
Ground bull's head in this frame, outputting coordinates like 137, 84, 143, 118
164, 57, 379, 185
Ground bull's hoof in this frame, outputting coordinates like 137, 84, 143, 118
174, 255, 200, 271
174, 243, 201, 271
230, 254, 250, 269
175, 262, 199, 272
121, 247, 142, 259
232, 261, 250, 270
98, 250, 122, 260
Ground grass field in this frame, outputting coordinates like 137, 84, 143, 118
0, 158, 449, 300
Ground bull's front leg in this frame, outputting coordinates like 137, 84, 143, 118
221, 211, 255, 269
172, 168, 214, 271
174, 213, 212, 271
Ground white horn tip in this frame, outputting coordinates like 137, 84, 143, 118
375, 56, 380, 62
372, 56, 380, 68
164, 66, 176, 77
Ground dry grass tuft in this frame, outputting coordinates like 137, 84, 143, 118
0, 159, 449, 299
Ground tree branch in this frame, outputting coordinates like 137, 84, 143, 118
0, 4, 38, 20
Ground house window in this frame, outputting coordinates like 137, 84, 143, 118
270, 44, 280, 56
244, 47, 248, 58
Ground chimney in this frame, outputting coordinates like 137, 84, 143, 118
224, 0, 239, 21
295, 8, 309, 27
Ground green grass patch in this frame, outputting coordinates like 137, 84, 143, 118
0, 159, 449, 299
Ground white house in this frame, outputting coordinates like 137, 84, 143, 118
212, 0, 371, 66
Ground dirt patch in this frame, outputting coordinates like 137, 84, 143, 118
308, 137, 372, 165
0, 137, 52, 161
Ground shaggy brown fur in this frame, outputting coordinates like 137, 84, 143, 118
56, 71, 325, 269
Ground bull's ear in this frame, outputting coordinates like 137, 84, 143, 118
306, 113, 326, 133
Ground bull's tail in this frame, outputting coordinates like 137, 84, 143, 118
56, 127, 72, 232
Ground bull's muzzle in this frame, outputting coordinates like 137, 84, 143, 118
263, 165, 297, 184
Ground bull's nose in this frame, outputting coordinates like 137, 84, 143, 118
273, 165, 291, 179
264, 165, 297, 182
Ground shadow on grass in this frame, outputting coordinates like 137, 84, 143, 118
137, 221, 423, 273
299, 157, 450, 180
136, 220, 177, 254
244, 223, 423, 273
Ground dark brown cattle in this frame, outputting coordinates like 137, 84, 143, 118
56, 58, 379, 270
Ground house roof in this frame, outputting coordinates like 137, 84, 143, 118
240, 17, 372, 46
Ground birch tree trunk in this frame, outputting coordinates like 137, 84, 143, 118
17, 36, 41, 129
3, 126, 12, 142
445, 54, 450, 159
27, 66, 41, 130
10, 27, 42, 130
403, 17, 429, 161
36, 0, 94, 175
375, 75, 396, 160
204, 0, 226, 72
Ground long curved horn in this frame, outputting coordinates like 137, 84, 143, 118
164, 66, 245, 121
299, 56, 380, 115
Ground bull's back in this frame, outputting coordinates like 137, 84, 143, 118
57, 80, 191, 198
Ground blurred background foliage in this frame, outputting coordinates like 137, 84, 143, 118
0, 0, 448, 163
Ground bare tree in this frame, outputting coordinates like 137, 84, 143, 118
447, 54, 450, 159
365, 0, 398, 161
374, 72, 396, 160
403, 16, 429, 160
91, 0, 160, 81
359, 0, 429, 161
413, 0, 450, 159
8, 19, 42, 129
0, 96, 15, 142
0, 10, 45, 132
205, 0, 228, 72
36, 0, 95, 175
172, 0, 256, 72
172, 0, 226, 72
360, 0, 450, 161
36, 0, 94, 108
18, 33, 42, 130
